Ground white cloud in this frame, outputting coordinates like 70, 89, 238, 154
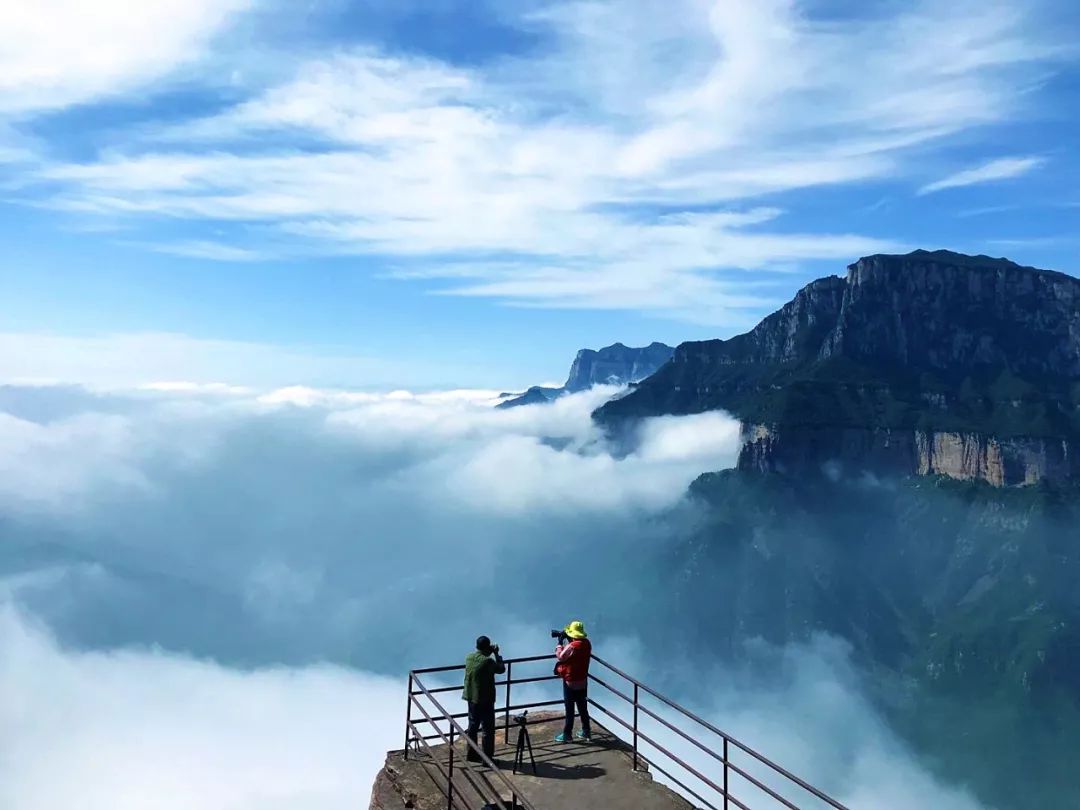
0, 383, 740, 518
0, 610, 991, 810
918, 155, 1047, 195
0, 0, 251, 114
600, 636, 991, 810
19, 0, 1065, 323
0, 382, 1008, 809
0, 410, 151, 512
146, 240, 272, 262
0, 607, 401, 810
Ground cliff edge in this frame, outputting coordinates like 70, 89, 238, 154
595, 250, 1080, 485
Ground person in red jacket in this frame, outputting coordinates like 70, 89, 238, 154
554, 620, 592, 742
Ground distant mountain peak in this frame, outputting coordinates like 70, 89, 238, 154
564, 341, 675, 392
498, 341, 674, 408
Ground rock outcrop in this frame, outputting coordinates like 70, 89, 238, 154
563, 341, 675, 392
595, 250, 1080, 485
737, 424, 1080, 485
499, 341, 674, 408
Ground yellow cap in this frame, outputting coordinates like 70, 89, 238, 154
564, 620, 587, 639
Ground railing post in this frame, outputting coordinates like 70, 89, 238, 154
723, 736, 729, 810
447, 724, 455, 810
504, 661, 513, 744
632, 682, 640, 771
404, 673, 413, 760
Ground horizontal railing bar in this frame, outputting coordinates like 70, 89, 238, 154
410, 676, 540, 810
408, 705, 468, 723
417, 684, 466, 696
412, 706, 567, 742
727, 738, 848, 809
587, 673, 635, 705
587, 697, 745, 808
411, 663, 471, 675
416, 674, 560, 697
724, 759, 802, 810
410, 723, 511, 810
643, 754, 724, 810
584, 696, 636, 735
406, 720, 499, 809
590, 655, 850, 810
635, 702, 727, 768
586, 699, 753, 810
633, 726, 728, 798
406, 714, 501, 808
589, 671, 724, 767
404, 731, 459, 806
411, 654, 554, 676
495, 674, 560, 688
408, 699, 564, 730
503, 699, 564, 713
407, 697, 521, 810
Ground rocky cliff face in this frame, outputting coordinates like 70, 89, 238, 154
564, 341, 675, 392
738, 424, 1080, 485
499, 341, 673, 408
596, 250, 1080, 486
823, 252, 1080, 376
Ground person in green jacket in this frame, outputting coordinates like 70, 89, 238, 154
462, 635, 505, 762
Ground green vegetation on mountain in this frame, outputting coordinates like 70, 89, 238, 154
597, 250, 1080, 441
668, 470, 1080, 808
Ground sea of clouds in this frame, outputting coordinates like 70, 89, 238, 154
0, 382, 989, 809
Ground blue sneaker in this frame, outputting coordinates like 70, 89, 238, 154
575, 730, 590, 740
554, 733, 569, 742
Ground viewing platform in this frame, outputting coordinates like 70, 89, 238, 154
371, 712, 692, 809
368, 653, 851, 810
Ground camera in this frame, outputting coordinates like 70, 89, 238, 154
550, 629, 568, 642
513, 710, 528, 726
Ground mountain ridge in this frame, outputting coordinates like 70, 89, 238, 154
595, 249, 1080, 485
498, 341, 673, 408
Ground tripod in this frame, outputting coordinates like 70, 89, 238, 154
512, 712, 537, 775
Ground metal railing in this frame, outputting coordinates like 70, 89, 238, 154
404, 652, 851, 810
405, 659, 546, 810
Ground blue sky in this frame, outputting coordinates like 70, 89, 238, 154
1, 0, 1078, 390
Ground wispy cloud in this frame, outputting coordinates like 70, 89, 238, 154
145, 240, 270, 262
0, 0, 251, 114
918, 156, 1046, 195
9, 0, 1073, 322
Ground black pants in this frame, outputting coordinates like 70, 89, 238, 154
562, 683, 591, 738
466, 700, 496, 761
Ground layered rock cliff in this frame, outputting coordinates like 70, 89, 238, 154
596, 250, 1080, 485
737, 424, 1080, 486
499, 341, 673, 408
564, 341, 675, 392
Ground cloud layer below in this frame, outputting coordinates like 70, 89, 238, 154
0, 382, 989, 809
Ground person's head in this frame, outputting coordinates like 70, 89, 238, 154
476, 635, 493, 654
563, 620, 587, 641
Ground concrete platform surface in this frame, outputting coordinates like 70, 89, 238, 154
370, 712, 696, 809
